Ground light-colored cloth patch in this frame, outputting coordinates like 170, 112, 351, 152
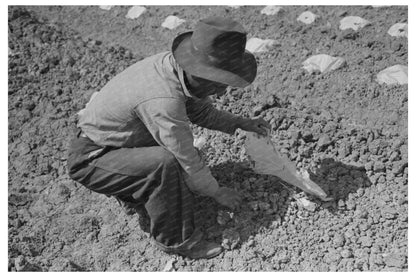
161, 15, 186, 30
388, 23, 408, 38
302, 54, 346, 74
246, 38, 279, 53
245, 132, 331, 201
377, 65, 408, 85
297, 11, 318, 25
339, 16, 370, 31
99, 6, 113, 11
126, 6, 147, 19
260, 6, 282, 15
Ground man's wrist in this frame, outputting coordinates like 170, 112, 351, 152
235, 117, 249, 130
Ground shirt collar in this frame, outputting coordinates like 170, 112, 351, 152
171, 53, 203, 100
178, 66, 194, 98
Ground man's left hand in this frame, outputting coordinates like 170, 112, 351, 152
238, 118, 271, 137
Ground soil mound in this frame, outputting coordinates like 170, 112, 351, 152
9, 6, 407, 271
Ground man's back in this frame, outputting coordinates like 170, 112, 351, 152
78, 51, 187, 147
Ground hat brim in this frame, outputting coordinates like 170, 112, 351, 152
172, 32, 257, 88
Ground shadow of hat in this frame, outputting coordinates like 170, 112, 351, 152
172, 17, 257, 88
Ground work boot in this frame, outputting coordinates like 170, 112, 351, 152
177, 240, 223, 259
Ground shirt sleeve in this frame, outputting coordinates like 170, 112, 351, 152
134, 97, 219, 197
186, 97, 241, 135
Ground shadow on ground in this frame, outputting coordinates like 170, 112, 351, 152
196, 157, 372, 249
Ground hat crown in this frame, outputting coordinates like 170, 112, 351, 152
171, 16, 257, 88
191, 17, 247, 63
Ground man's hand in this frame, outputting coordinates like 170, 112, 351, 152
213, 187, 242, 210
238, 117, 271, 136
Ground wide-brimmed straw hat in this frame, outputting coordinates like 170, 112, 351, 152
172, 16, 257, 88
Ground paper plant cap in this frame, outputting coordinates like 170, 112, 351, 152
245, 131, 332, 201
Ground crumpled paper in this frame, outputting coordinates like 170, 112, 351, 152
162, 259, 176, 272
125, 6, 147, 19
339, 16, 370, 31
193, 135, 207, 149
297, 11, 318, 25
302, 54, 346, 74
161, 15, 186, 30
245, 132, 332, 201
376, 64, 408, 85
246, 38, 279, 53
388, 23, 408, 38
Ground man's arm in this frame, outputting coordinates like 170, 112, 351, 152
186, 97, 270, 136
135, 97, 219, 197
186, 97, 241, 134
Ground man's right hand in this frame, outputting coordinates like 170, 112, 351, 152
213, 187, 242, 210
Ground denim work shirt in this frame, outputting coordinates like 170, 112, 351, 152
77, 51, 241, 197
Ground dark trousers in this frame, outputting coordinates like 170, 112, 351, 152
67, 130, 202, 252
